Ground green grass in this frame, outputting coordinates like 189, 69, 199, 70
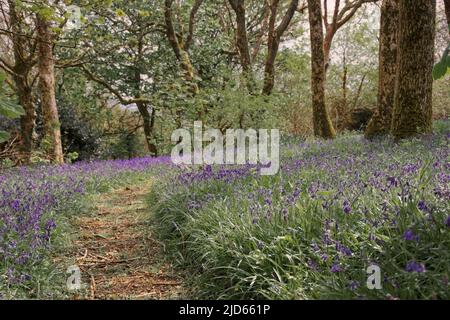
151, 121, 450, 300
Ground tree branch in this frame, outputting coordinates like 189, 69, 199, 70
164, 0, 182, 60
337, 0, 378, 29
276, 0, 300, 38
81, 66, 151, 105
0, 57, 16, 76
185, 0, 204, 51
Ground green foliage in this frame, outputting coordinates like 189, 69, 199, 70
0, 72, 24, 143
65, 151, 79, 163
433, 25, 450, 81
433, 45, 450, 80
106, 133, 142, 160
0, 98, 25, 119
57, 69, 108, 160
0, 131, 10, 143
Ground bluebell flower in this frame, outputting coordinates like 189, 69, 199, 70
417, 200, 429, 212
387, 176, 398, 187
307, 259, 318, 271
337, 242, 353, 256
343, 200, 352, 214
405, 261, 426, 273
403, 230, 419, 242
348, 280, 359, 291
330, 263, 342, 273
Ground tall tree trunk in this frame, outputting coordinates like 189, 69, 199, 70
323, 26, 336, 71
15, 79, 35, 162
263, 0, 281, 96
335, 52, 348, 131
36, 14, 64, 164
229, 0, 255, 93
365, 0, 399, 139
8, 0, 36, 164
307, 0, 336, 139
134, 74, 157, 157
262, 38, 279, 95
444, 0, 450, 31
134, 38, 158, 157
391, 0, 436, 139
136, 102, 157, 156
322, 0, 340, 72
262, 0, 299, 95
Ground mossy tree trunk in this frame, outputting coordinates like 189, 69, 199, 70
37, 14, 64, 164
8, 0, 36, 164
391, 0, 436, 139
164, 0, 201, 96
365, 0, 399, 139
307, 0, 336, 139
15, 76, 35, 162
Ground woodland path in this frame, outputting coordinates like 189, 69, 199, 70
72, 181, 183, 300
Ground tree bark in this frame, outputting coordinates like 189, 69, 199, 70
444, 0, 450, 31
262, 0, 299, 95
391, 0, 436, 139
134, 37, 158, 156
323, 0, 340, 71
15, 78, 35, 162
263, 0, 281, 95
8, 0, 36, 164
323, 25, 336, 71
365, 0, 399, 139
333, 51, 348, 131
37, 14, 64, 164
136, 102, 157, 156
228, 0, 255, 92
307, 0, 336, 139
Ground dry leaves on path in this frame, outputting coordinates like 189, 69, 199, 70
73, 181, 183, 300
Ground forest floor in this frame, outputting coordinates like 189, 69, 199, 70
71, 181, 183, 300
